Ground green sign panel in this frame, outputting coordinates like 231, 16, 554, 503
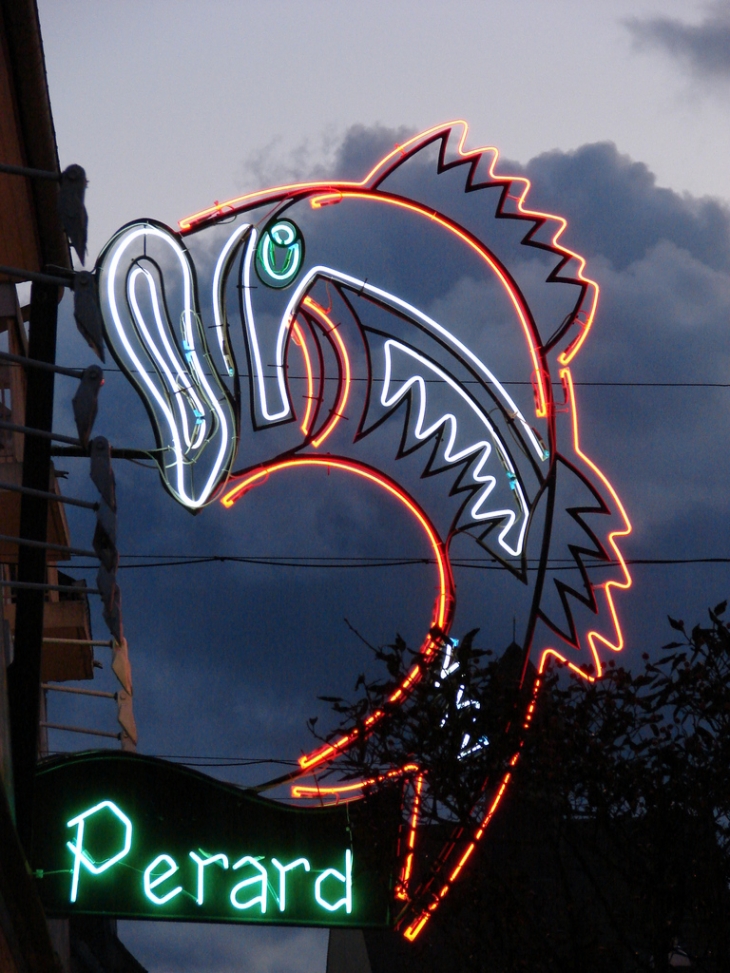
31, 752, 398, 927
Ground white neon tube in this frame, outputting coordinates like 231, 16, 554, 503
212, 222, 251, 376
127, 266, 203, 452
381, 340, 529, 557
104, 223, 235, 509
268, 265, 545, 463
242, 228, 292, 422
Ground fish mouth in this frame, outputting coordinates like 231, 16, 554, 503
236, 255, 543, 561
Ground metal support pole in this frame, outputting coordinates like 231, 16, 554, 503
42, 637, 114, 648
0, 533, 96, 557
41, 685, 116, 699
51, 445, 158, 461
0, 349, 83, 378
0, 480, 97, 509
0, 580, 101, 595
39, 722, 120, 740
0, 420, 81, 446
6, 279, 58, 852
0, 161, 59, 180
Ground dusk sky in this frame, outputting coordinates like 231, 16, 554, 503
31, 2, 730, 971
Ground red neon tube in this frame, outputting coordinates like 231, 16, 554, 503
308, 190, 549, 419
221, 457, 455, 772
301, 297, 352, 447
290, 320, 315, 435
178, 120, 598, 394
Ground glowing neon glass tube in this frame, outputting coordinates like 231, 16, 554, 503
66, 800, 133, 904
221, 456, 454, 774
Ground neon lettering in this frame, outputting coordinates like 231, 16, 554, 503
230, 856, 268, 913
314, 850, 352, 914
62, 800, 358, 918
66, 800, 132, 903
189, 851, 229, 906
143, 854, 183, 905
270, 857, 311, 912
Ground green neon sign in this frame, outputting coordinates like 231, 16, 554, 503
31, 752, 397, 927
67, 800, 133, 903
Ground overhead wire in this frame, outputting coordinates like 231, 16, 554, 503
37, 365, 730, 575
23, 361, 730, 389
80, 368, 730, 388
60, 554, 730, 571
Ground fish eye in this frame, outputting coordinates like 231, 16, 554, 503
255, 219, 304, 289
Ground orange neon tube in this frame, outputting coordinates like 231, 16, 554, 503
222, 457, 448, 625
308, 190, 549, 419
534, 368, 632, 681
290, 763, 419, 800
403, 767, 514, 941
178, 120, 475, 231
291, 780, 370, 800
290, 320, 315, 436
562, 368, 632, 671
396, 771, 424, 899
179, 120, 597, 395
221, 457, 454, 771
302, 297, 352, 447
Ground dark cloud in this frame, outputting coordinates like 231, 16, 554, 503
507, 141, 730, 272
237, 122, 416, 191
504, 139, 730, 574
331, 123, 417, 180
625, 1, 730, 81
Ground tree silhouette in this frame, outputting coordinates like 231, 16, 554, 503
316, 607, 730, 971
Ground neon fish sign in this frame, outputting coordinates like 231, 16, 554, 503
90, 121, 632, 938
32, 752, 394, 926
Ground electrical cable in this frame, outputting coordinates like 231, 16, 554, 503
61, 554, 730, 571
19, 360, 727, 388
74, 368, 730, 388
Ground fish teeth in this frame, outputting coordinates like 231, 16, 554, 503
381, 340, 528, 557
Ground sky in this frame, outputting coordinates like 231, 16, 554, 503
30, 2, 730, 971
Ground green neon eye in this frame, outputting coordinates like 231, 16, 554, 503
255, 219, 304, 289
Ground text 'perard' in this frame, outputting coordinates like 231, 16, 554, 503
63, 800, 353, 918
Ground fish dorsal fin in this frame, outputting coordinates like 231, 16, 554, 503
361, 121, 598, 362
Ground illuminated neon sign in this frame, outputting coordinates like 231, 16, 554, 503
93, 122, 632, 938
66, 804, 351, 915
32, 752, 395, 926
